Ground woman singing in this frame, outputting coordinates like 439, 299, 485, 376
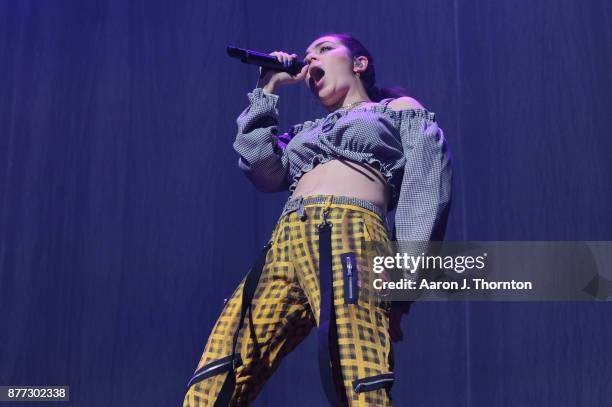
184, 32, 452, 406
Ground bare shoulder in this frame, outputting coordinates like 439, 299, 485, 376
387, 96, 425, 111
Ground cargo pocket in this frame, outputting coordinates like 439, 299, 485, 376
352, 372, 395, 393
340, 252, 359, 304
186, 354, 242, 389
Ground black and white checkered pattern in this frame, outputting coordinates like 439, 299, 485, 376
233, 87, 453, 243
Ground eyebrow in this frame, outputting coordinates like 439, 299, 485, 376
303, 41, 334, 60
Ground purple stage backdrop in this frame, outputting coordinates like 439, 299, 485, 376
1, 1, 611, 406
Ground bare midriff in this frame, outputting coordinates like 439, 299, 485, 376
290, 159, 391, 216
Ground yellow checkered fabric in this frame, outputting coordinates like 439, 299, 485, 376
184, 195, 395, 406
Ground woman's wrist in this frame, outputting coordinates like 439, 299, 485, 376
256, 78, 279, 95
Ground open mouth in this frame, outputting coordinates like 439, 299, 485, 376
309, 66, 326, 89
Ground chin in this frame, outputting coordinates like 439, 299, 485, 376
315, 88, 337, 105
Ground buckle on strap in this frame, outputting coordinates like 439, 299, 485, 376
296, 196, 307, 221
352, 372, 395, 393
186, 354, 244, 389
232, 356, 242, 370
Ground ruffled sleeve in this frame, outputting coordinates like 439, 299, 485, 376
232, 87, 291, 192
392, 109, 453, 313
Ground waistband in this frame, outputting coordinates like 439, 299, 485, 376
279, 194, 386, 223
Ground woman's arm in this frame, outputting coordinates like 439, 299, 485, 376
393, 110, 452, 243
391, 106, 453, 315
232, 87, 290, 192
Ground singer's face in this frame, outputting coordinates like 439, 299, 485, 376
303, 36, 358, 105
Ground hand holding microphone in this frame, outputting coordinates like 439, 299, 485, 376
227, 45, 308, 94
258, 51, 308, 91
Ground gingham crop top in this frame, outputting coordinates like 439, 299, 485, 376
233, 87, 453, 242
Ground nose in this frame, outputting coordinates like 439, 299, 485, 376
305, 54, 318, 65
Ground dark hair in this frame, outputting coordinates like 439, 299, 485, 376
318, 32, 409, 102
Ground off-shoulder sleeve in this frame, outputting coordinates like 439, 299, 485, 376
232, 87, 290, 192
391, 110, 453, 313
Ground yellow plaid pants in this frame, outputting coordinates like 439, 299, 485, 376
184, 195, 395, 406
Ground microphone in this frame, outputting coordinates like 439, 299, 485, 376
227, 45, 306, 76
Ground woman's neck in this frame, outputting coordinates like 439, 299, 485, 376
326, 87, 372, 113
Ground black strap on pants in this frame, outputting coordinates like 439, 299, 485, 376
214, 240, 273, 407
317, 219, 348, 406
